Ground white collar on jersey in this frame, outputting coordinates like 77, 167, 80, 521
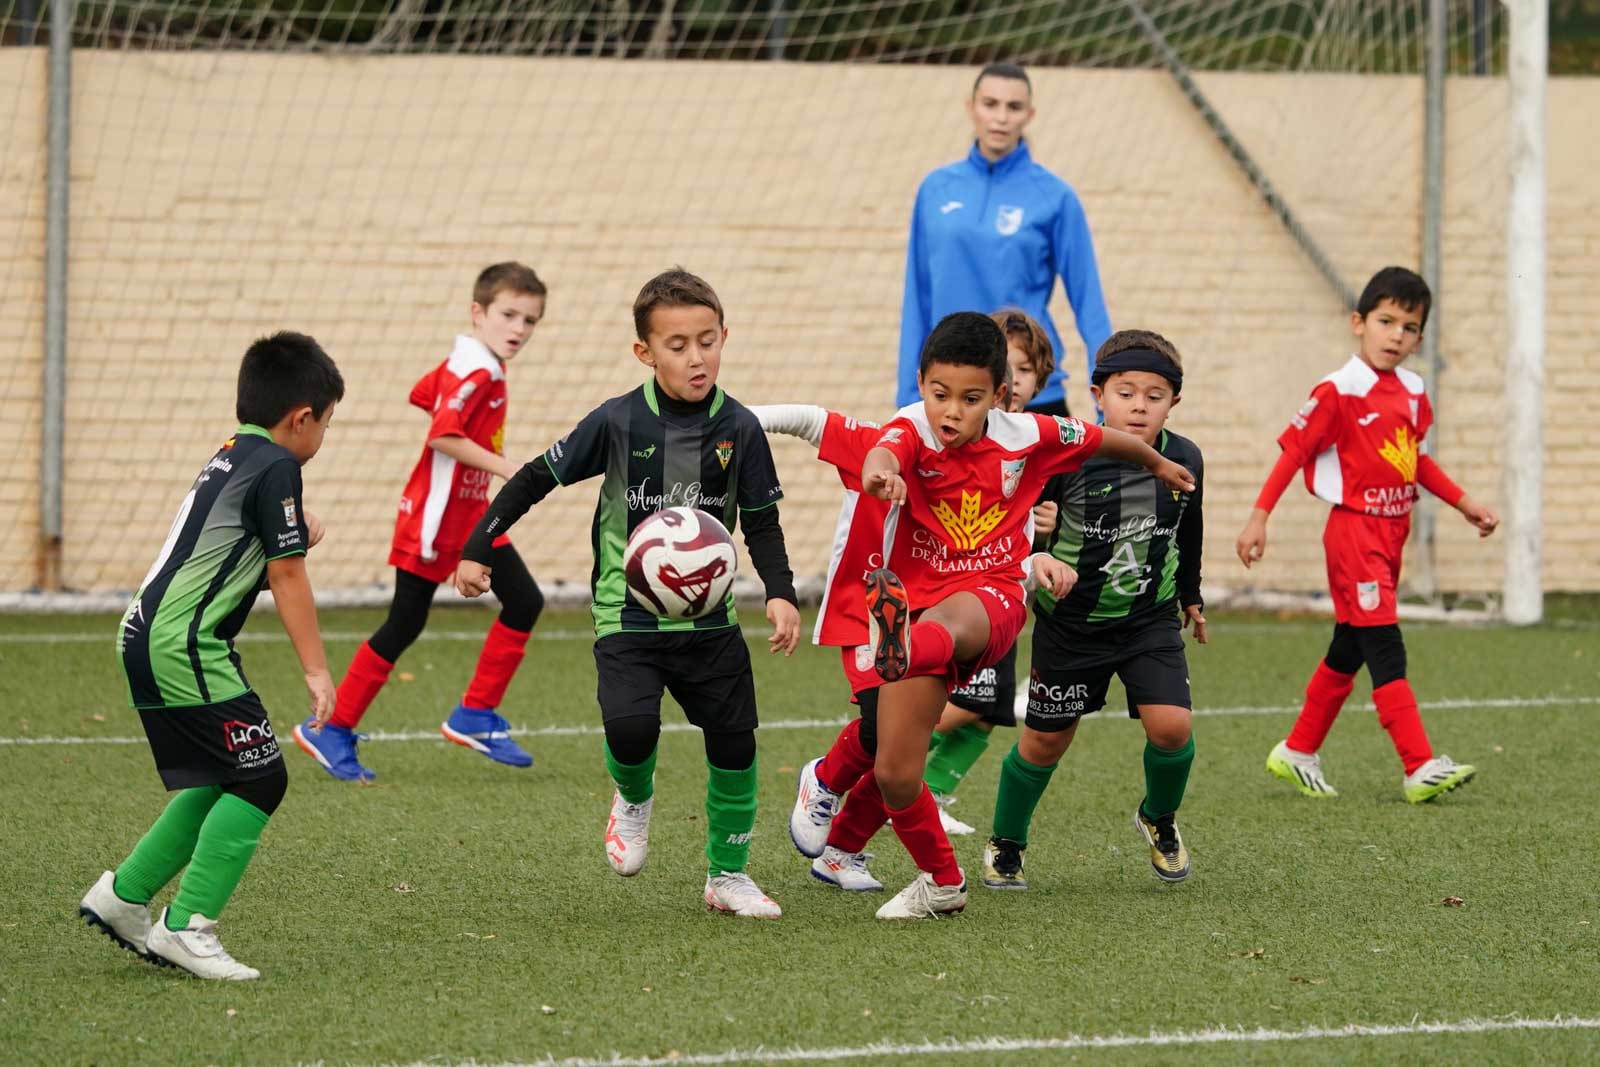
446, 334, 506, 382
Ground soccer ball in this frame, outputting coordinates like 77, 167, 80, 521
622, 507, 738, 620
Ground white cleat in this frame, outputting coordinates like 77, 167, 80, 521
1403, 754, 1477, 804
704, 872, 782, 918
1266, 740, 1339, 798
810, 847, 884, 891
604, 792, 653, 876
933, 793, 976, 836
79, 870, 158, 962
145, 908, 260, 980
788, 757, 841, 858
875, 872, 968, 920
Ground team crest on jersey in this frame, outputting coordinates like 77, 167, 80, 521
1377, 426, 1419, 481
1054, 416, 1087, 445
715, 440, 734, 470
491, 425, 505, 455
1357, 581, 1381, 612
931, 490, 1006, 551
281, 498, 298, 527
999, 457, 1027, 499
222, 436, 236, 450
995, 205, 1024, 236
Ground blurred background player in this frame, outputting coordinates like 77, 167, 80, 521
854, 312, 1191, 919
455, 269, 801, 918
983, 329, 1205, 892
81, 332, 343, 980
897, 62, 1111, 417
922, 309, 1060, 835
1237, 266, 1498, 803
294, 263, 548, 780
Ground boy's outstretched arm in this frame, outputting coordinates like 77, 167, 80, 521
861, 446, 907, 503
740, 505, 801, 655
455, 458, 561, 597
1417, 454, 1499, 537
751, 405, 828, 448
430, 434, 521, 481
267, 555, 335, 726
1094, 427, 1195, 494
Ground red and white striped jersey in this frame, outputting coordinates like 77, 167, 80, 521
1278, 356, 1434, 518
390, 335, 508, 565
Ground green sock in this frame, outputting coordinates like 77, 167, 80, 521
704, 758, 758, 877
927, 730, 946, 754
924, 722, 992, 796
992, 744, 1057, 847
1140, 735, 1195, 821
604, 741, 657, 805
114, 786, 223, 904
166, 794, 270, 929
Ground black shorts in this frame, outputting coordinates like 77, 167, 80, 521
594, 627, 757, 734
1024, 614, 1191, 732
137, 691, 285, 790
948, 641, 1018, 727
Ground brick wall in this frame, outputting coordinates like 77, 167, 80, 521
0, 53, 1593, 598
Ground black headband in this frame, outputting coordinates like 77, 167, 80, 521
1092, 347, 1182, 395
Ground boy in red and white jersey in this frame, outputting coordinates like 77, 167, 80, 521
778, 312, 1192, 918
1236, 266, 1498, 804
293, 262, 548, 780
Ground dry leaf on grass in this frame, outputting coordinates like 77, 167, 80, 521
1232, 947, 1267, 959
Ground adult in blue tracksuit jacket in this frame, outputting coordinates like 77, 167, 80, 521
897, 65, 1112, 413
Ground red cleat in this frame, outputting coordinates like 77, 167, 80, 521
865, 568, 911, 682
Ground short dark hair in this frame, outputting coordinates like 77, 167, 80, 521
1095, 328, 1183, 373
632, 268, 724, 341
1357, 266, 1431, 328
236, 331, 344, 427
473, 261, 546, 309
991, 308, 1055, 381
919, 312, 1008, 390
973, 62, 1031, 96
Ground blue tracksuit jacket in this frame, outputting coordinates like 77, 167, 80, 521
897, 141, 1112, 410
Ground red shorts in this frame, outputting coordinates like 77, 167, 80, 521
1323, 508, 1408, 625
389, 534, 511, 585
836, 580, 1027, 698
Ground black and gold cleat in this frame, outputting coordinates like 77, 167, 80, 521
981, 836, 1028, 890
865, 567, 911, 682
1134, 807, 1190, 883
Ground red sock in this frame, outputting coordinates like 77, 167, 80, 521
815, 718, 873, 795
828, 770, 889, 853
1372, 679, 1432, 774
330, 642, 394, 729
886, 784, 963, 886
462, 620, 532, 710
1284, 659, 1356, 754
907, 621, 956, 677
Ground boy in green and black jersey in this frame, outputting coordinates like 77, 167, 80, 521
456, 269, 801, 917
80, 332, 343, 980
984, 329, 1207, 890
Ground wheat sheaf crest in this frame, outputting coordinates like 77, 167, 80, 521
1378, 426, 1419, 481
930, 490, 1006, 551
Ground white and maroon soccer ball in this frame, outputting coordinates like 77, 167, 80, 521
622, 507, 738, 621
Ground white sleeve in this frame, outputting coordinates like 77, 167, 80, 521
749, 404, 828, 448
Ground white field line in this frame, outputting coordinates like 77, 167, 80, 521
359, 1014, 1600, 1067
3, 694, 1596, 749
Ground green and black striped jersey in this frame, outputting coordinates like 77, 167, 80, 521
467, 380, 785, 638
118, 425, 308, 709
1034, 428, 1203, 633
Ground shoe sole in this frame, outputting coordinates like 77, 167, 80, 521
865, 569, 910, 682
877, 903, 967, 920
704, 899, 782, 919
145, 944, 259, 980
981, 878, 1028, 891
78, 907, 170, 967
809, 867, 884, 892
787, 760, 829, 859
440, 723, 532, 767
1406, 769, 1477, 804
291, 724, 374, 782
1133, 810, 1191, 884
1266, 754, 1337, 798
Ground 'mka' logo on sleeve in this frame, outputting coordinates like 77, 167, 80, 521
931, 491, 1006, 551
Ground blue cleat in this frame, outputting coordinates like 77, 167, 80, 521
440, 705, 532, 768
292, 718, 376, 781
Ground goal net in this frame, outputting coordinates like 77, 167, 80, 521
0, 1, 1527, 613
